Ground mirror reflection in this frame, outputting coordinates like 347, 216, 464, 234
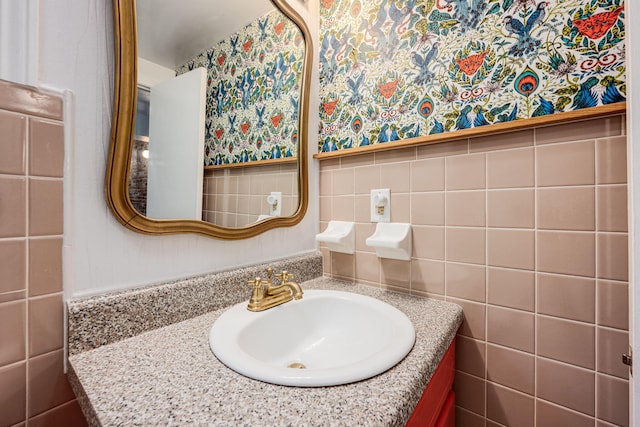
129, 0, 305, 227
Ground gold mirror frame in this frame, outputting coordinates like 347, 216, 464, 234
107, 0, 312, 239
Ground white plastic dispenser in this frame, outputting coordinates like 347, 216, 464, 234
370, 189, 390, 222
267, 192, 282, 216
365, 222, 412, 261
315, 221, 355, 254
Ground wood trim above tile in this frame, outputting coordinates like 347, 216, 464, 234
314, 103, 626, 160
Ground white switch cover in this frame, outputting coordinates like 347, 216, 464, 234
370, 189, 390, 222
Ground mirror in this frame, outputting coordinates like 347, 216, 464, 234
107, 0, 311, 239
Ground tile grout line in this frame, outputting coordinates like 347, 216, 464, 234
594, 137, 600, 423
483, 149, 490, 423
533, 128, 539, 426
25, 113, 31, 426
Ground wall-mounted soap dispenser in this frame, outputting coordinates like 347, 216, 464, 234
365, 222, 412, 261
316, 221, 355, 254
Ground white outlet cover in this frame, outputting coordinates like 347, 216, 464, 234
370, 189, 390, 222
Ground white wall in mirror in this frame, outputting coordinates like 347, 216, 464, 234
138, 58, 174, 87
136, 0, 275, 70
146, 67, 206, 220
34, 0, 319, 297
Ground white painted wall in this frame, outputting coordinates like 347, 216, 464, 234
137, 58, 175, 88
0, 0, 38, 86
147, 67, 206, 220
33, 0, 319, 297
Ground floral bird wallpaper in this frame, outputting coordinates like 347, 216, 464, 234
318, 0, 626, 153
177, 9, 305, 165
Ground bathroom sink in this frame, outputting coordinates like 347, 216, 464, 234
209, 290, 415, 387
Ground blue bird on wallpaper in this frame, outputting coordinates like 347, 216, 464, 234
255, 105, 266, 128
526, 2, 549, 30
411, 42, 440, 85
320, 26, 351, 82
572, 77, 599, 109
532, 96, 555, 117
346, 72, 365, 105
360, 0, 416, 60
237, 70, 256, 109
361, 134, 370, 146
319, 36, 335, 82
406, 123, 421, 138
455, 105, 473, 129
322, 138, 337, 152
503, 2, 548, 56
258, 16, 270, 41
240, 150, 249, 163
370, 0, 388, 37
272, 145, 282, 159
290, 96, 299, 120
358, 0, 387, 49
371, 0, 414, 59
230, 35, 240, 56
320, 28, 350, 83
227, 113, 237, 134
389, 0, 416, 30
601, 76, 625, 104
340, 137, 353, 149
430, 119, 445, 134
442, 0, 490, 32
378, 124, 400, 143
473, 105, 490, 127
213, 81, 229, 117
266, 54, 290, 99
207, 50, 216, 68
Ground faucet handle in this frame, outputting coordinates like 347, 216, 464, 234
275, 270, 294, 283
247, 277, 263, 288
266, 267, 274, 281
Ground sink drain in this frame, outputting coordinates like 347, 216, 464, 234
287, 362, 306, 369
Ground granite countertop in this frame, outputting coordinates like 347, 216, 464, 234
68, 278, 463, 427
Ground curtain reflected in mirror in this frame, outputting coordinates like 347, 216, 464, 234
128, 0, 304, 227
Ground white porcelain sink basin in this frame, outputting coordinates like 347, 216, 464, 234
209, 290, 415, 387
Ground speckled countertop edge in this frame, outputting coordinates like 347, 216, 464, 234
68, 278, 463, 427
67, 252, 323, 355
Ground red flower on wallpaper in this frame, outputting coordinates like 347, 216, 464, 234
322, 100, 338, 116
321, 0, 334, 9
573, 6, 623, 39
455, 51, 488, 76
243, 40, 252, 52
377, 80, 399, 100
270, 114, 283, 127
217, 55, 226, 66
215, 129, 224, 139
274, 22, 285, 36
240, 122, 250, 134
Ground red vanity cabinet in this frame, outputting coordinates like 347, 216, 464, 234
406, 339, 456, 427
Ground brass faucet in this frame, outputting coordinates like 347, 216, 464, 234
246, 267, 303, 311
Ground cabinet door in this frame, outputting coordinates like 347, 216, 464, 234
405, 339, 456, 427
434, 391, 455, 427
